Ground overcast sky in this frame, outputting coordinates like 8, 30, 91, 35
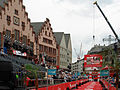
23, 0, 120, 63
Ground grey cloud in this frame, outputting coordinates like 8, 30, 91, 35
97, 0, 113, 6
55, 0, 113, 5
54, 0, 90, 5
65, 0, 114, 18
65, 6, 94, 18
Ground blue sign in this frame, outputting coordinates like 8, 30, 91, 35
77, 72, 81, 76
48, 69, 56, 75
100, 70, 109, 76
84, 74, 86, 76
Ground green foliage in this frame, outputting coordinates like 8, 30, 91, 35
25, 64, 45, 79
101, 46, 120, 69
25, 64, 38, 79
25, 64, 39, 71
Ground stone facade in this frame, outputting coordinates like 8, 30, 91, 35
0, 0, 36, 59
54, 32, 72, 70
0, 0, 72, 69
72, 59, 83, 74
31, 18, 57, 68
64, 34, 72, 66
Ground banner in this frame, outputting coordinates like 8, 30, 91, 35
13, 50, 27, 56
31, 79, 89, 90
100, 70, 109, 76
48, 69, 56, 75
84, 54, 102, 67
77, 72, 81, 76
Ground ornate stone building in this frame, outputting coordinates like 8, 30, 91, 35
72, 59, 83, 74
0, 0, 72, 70
0, 0, 36, 60
54, 32, 72, 70
64, 34, 72, 66
31, 18, 57, 68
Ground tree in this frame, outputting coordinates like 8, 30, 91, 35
101, 44, 120, 90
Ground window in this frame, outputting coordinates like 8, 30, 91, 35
39, 44, 43, 51
49, 33, 51, 37
22, 21, 25, 30
22, 35, 27, 45
6, 30, 11, 38
6, 15, 11, 25
49, 47, 52, 53
45, 31, 47, 35
53, 49, 56, 54
30, 42, 34, 48
14, 30, 19, 41
44, 46, 48, 52
7, 15, 11, 21
15, 9, 18, 15
43, 38, 47, 43
48, 40, 52, 44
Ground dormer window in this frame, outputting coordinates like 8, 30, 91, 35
15, 9, 18, 15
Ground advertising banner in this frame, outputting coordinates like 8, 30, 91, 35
48, 69, 56, 75
84, 54, 102, 67
100, 70, 109, 76
13, 50, 27, 56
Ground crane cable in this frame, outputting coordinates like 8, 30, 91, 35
93, 2, 96, 46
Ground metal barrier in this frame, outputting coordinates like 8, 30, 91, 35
26, 79, 66, 89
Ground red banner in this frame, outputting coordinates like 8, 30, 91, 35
84, 54, 102, 67
31, 79, 88, 90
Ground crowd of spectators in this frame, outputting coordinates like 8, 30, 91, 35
47, 70, 84, 85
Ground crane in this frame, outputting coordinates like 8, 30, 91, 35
93, 1, 119, 89
74, 43, 82, 60
93, 1, 120, 43
74, 48, 80, 60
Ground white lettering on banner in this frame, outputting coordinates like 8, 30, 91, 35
16, 50, 21, 55
70, 84, 76, 88
49, 71, 56, 74
58, 87, 61, 90
13, 50, 27, 56
86, 82, 96, 89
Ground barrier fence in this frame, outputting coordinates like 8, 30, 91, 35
100, 79, 116, 90
29, 79, 89, 90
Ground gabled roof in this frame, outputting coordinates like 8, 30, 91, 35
54, 32, 64, 45
31, 22, 44, 35
0, 0, 8, 8
64, 34, 70, 48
